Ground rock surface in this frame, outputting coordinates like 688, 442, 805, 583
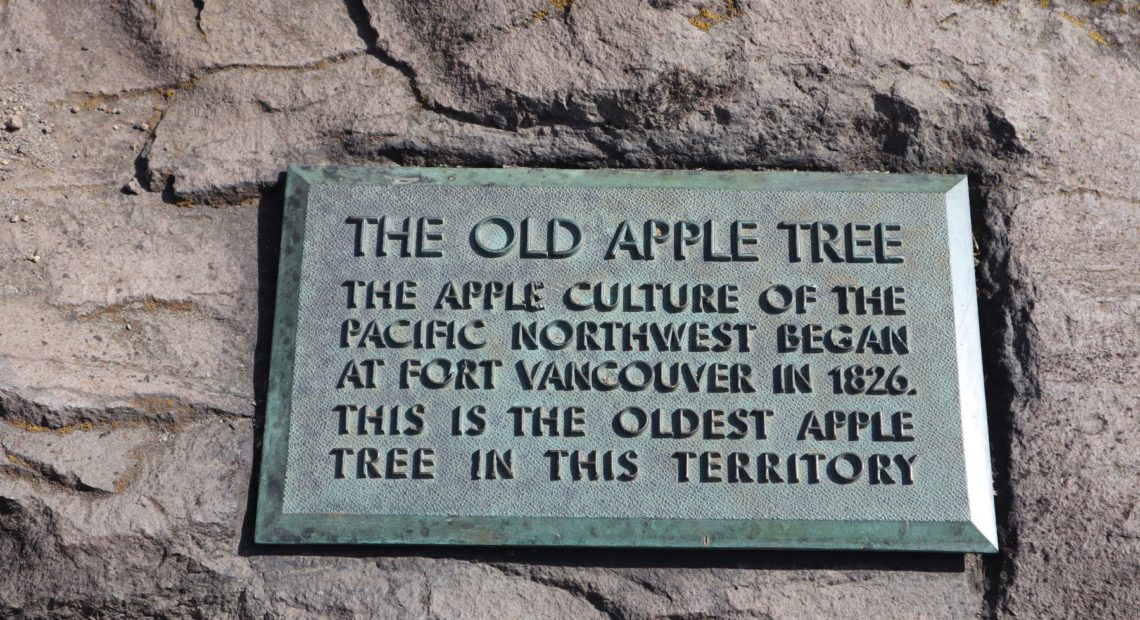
1, 0, 1137, 617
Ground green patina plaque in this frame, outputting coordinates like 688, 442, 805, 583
255, 166, 998, 552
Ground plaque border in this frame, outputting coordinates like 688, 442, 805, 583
255, 166, 998, 553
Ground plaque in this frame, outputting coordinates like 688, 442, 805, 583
255, 166, 997, 552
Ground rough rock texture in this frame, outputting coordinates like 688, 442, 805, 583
0, 0, 1137, 617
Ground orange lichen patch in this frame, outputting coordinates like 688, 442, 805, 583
143, 107, 165, 135
1059, 11, 1107, 44
6, 419, 95, 435
112, 444, 149, 493
7, 419, 52, 433
688, 1, 741, 32
5, 451, 36, 469
76, 295, 196, 321
1061, 10, 1089, 26
141, 297, 194, 313
516, 0, 573, 27
70, 78, 191, 111
78, 94, 111, 111
130, 396, 195, 417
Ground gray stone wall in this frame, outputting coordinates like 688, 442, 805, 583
0, 0, 1136, 617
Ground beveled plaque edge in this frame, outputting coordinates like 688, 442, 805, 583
945, 178, 1000, 553
255, 166, 311, 543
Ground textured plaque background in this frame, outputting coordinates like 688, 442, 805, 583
256, 166, 997, 551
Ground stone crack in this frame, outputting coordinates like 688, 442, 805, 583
486, 563, 627, 620
0, 446, 110, 495
0, 387, 248, 431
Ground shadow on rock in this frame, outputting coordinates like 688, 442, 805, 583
238, 171, 287, 559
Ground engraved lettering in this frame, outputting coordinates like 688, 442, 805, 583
779, 221, 906, 263
344, 216, 445, 258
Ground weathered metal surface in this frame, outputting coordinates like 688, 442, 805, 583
256, 166, 997, 552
